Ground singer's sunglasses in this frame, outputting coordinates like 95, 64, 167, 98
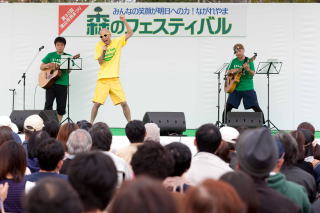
100, 34, 111, 38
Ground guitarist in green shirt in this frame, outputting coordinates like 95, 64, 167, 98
223, 43, 265, 123
40, 37, 71, 122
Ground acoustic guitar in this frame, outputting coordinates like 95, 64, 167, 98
38, 54, 80, 89
224, 53, 257, 93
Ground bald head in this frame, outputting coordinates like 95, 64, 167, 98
100, 28, 111, 35
99, 28, 112, 45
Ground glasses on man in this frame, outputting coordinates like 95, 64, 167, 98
100, 34, 111, 38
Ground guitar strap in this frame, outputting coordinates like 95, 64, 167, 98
243, 56, 249, 64
242, 57, 249, 76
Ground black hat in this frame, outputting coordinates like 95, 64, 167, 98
236, 128, 278, 178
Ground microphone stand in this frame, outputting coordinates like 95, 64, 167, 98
17, 46, 44, 110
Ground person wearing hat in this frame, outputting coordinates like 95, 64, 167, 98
268, 134, 310, 213
0, 115, 22, 144
22, 115, 44, 152
236, 128, 300, 213
223, 43, 264, 123
216, 126, 239, 165
0, 116, 19, 134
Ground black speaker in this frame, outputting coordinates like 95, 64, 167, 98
10, 110, 58, 132
143, 112, 186, 136
226, 112, 263, 128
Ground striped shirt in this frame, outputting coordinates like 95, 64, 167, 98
0, 179, 25, 213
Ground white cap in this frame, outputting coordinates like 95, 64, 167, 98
144, 123, 160, 142
0, 115, 19, 133
24, 115, 44, 132
220, 126, 239, 144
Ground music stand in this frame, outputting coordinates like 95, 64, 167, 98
59, 57, 82, 124
256, 60, 282, 131
214, 63, 229, 127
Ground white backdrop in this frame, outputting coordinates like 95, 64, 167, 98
0, 3, 319, 130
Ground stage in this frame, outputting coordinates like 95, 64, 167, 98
2, 3, 320, 130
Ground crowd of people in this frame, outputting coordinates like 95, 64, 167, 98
0, 114, 320, 213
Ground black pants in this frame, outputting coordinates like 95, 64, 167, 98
44, 84, 67, 116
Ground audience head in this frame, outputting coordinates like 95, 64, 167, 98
0, 126, 14, 147
275, 133, 298, 166
298, 128, 314, 157
68, 152, 117, 212
0, 140, 26, 182
125, 120, 146, 143
220, 171, 258, 213
183, 179, 246, 213
24, 115, 44, 139
165, 142, 191, 176
297, 122, 315, 158
220, 126, 239, 144
297, 122, 315, 136
42, 120, 60, 138
290, 130, 306, 161
37, 138, 65, 172
67, 129, 92, 155
313, 144, 320, 161
236, 128, 278, 179
0, 115, 18, 133
131, 141, 174, 180
24, 177, 83, 213
195, 123, 221, 154
215, 141, 235, 163
57, 123, 79, 151
110, 177, 178, 213
144, 123, 160, 142
217, 127, 238, 162
299, 128, 314, 145
11, 132, 22, 143
272, 137, 286, 173
89, 122, 112, 151
76, 120, 92, 131
27, 131, 50, 159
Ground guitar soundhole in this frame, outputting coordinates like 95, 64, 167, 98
50, 70, 54, 74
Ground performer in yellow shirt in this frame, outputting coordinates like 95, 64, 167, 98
90, 15, 133, 123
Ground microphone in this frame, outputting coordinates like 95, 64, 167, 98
39, 46, 44, 51
234, 48, 239, 54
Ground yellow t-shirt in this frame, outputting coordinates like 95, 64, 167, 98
95, 35, 127, 79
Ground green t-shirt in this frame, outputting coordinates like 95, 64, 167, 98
42, 52, 71, 86
228, 57, 255, 91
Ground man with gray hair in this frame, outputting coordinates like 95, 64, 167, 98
60, 129, 92, 174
